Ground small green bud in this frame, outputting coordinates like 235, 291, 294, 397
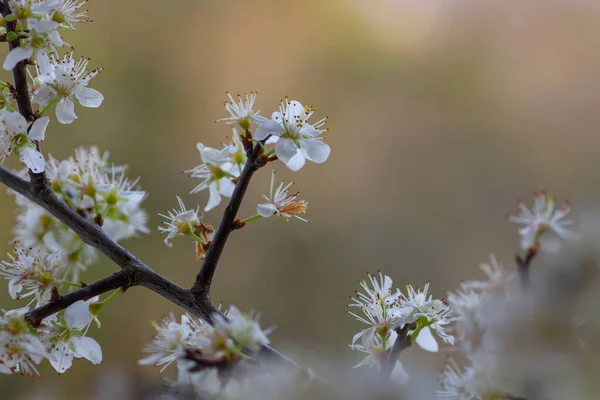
106, 192, 119, 206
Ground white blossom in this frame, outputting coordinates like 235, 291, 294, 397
254, 99, 329, 171
33, 52, 103, 124
212, 306, 270, 354
41, 300, 102, 373
3, 0, 63, 71
52, 0, 91, 28
0, 247, 60, 302
186, 139, 241, 212
157, 196, 202, 247
139, 314, 200, 372
0, 109, 48, 172
507, 191, 578, 252
217, 92, 265, 127
398, 282, 454, 352
257, 169, 308, 221
0, 307, 48, 375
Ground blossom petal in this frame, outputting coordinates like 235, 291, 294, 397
73, 86, 104, 108
65, 300, 91, 329
72, 336, 102, 364
56, 98, 77, 124
255, 119, 285, 140
257, 203, 278, 217
302, 139, 330, 164
49, 343, 74, 373
205, 183, 222, 212
3, 47, 33, 71
415, 326, 439, 352
391, 360, 409, 385
19, 147, 45, 173
28, 117, 50, 141
274, 138, 298, 163
285, 151, 306, 171
29, 20, 59, 33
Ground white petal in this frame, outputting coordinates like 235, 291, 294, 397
255, 119, 285, 140
3, 47, 33, 71
28, 117, 49, 141
274, 138, 298, 163
302, 139, 330, 164
73, 86, 104, 108
415, 326, 438, 352
391, 360, 409, 385
49, 343, 74, 373
65, 300, 91, 329
8, 280, 22, 299
32, 0, 62, 14
204, 183, 222, 212
218, 178, 235, 197
35, 52, 51, 77
33, 85, 57, 107
257, 203, 278, 217
29, 20, 59, 33
56, 98, 77, 124
19, 147, 45, 173
285, 151, 306, 172
72, 336, 102, 364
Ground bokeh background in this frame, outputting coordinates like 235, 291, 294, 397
2, 0, 600, 398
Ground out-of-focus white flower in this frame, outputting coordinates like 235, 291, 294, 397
186, 140, 241, 212
157, 196, 202, 247
34, 52, 103, 124
437, 359, 487, 400
398, 282, 454, 352
254, 99, 329, 171
217, 92, 265, 128
0, 247, 59, 302
139, 314, 200, 372
0, 109, 48, 172
257, 169, 308, 222
212, 306, 270, 354
10, 146, 147, 282
0, 307, 48, 375
507, 191, 579, 252
41, 300, 102, 373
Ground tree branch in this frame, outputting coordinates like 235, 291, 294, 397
25, 269, 136, 326
190, 144, 264, 300
381, 323, 415, 378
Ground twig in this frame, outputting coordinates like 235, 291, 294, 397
382, 323, 415, 378
515, 247, 537, 289
190, 143, 263, 300
25, 269, 136, 326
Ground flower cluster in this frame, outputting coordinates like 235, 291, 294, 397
348, 273, 454, 382
0, 1, 101, 173
185, 93, 328, 214
139, 306, 272, 399
11, 146, 148, 281
0, 298, 103, 376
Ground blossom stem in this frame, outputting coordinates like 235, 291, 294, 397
36, 97, 59, 118
240, 214, 263, 224
61, 281, 84, 289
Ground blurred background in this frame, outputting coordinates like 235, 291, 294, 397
2, 0, 600, 398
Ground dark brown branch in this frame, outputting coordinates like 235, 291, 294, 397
382, 323, 415, 378
516, 247, 537, 289
190, 144, 263, 300
25, 269, 136, 326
